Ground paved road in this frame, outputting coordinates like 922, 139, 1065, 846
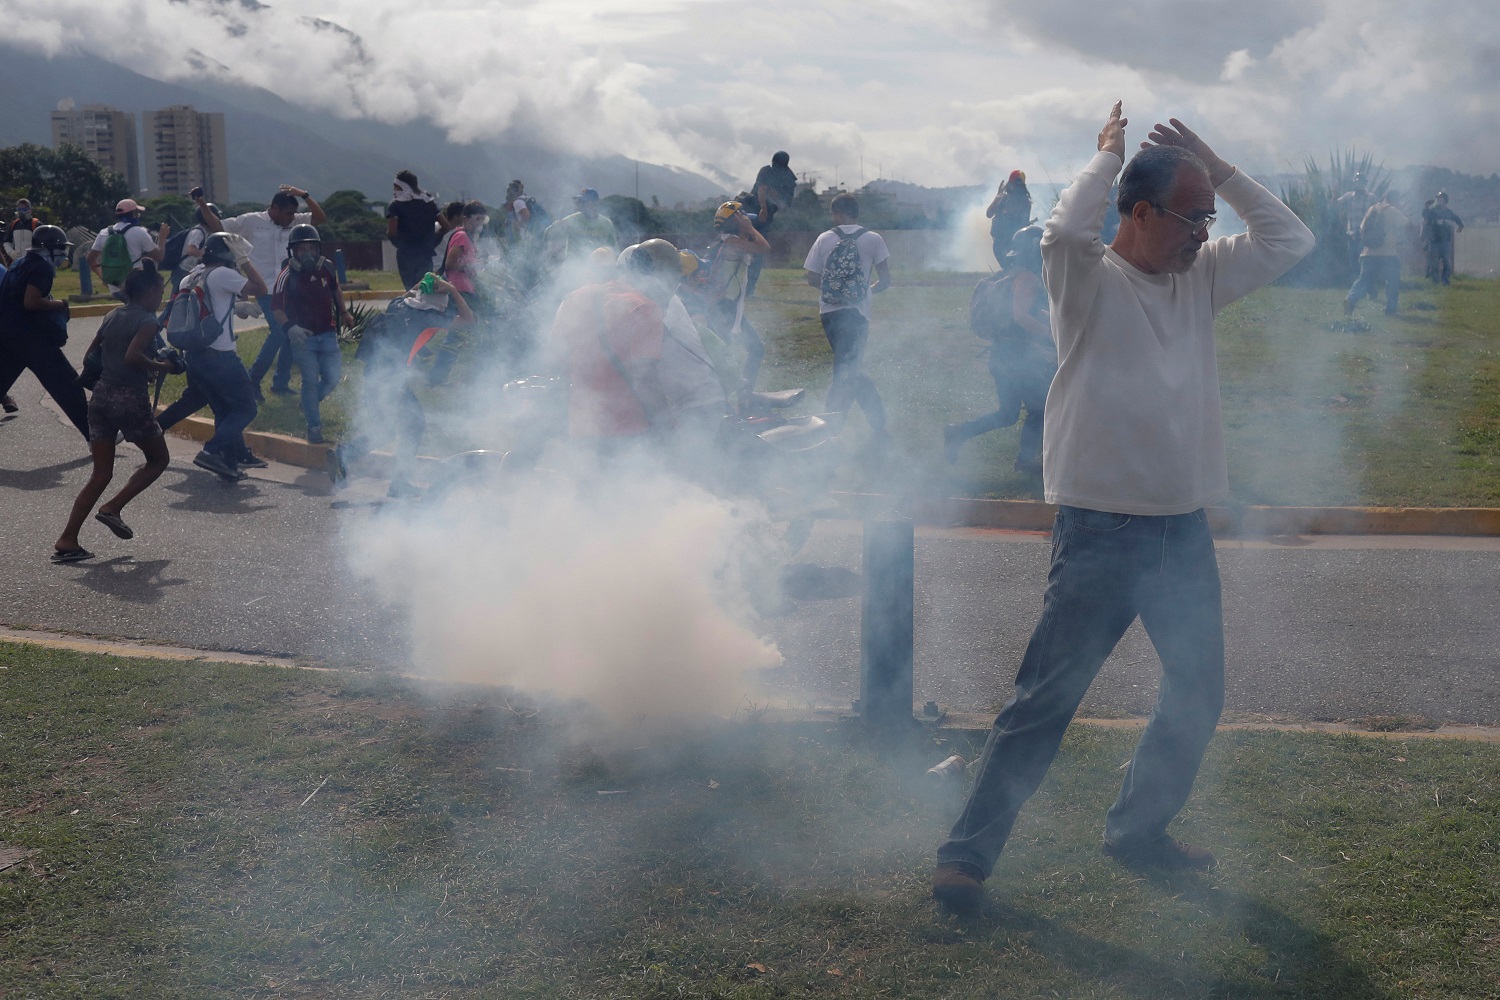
5, 317, 1500, 724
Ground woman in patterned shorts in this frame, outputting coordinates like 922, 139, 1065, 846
52, 260, 178, 563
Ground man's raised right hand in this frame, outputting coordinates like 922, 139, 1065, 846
1098, 102, 1128, 159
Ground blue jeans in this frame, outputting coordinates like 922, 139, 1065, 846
185, 347, 258, 461
821, 308, 887, 435
248, 294, 294, 391
291, 330, 342, 431
1345, 255, 1401, 314
952, 352, 1055, 467
938, 506, 1225, 876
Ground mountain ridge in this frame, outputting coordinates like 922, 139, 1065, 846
0, 45, 731, 211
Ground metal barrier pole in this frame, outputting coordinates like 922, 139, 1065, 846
860, 516, 915, 732
79, 254, 93, 298
334, 248, 348, 285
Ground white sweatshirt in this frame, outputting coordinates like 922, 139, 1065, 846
1039, 150, 1315, 515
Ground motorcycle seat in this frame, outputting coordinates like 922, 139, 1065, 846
757, 414, 835, 451
744, 388, 805, 409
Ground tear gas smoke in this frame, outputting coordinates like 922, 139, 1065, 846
345, 462, 785, 723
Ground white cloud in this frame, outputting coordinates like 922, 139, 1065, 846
1221, 49, 1255, 82
1, 0, 1495, 188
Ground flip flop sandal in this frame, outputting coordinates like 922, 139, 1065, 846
50, 548, 94, 564
95, 511, 134, 539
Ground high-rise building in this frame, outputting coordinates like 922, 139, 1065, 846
146, 105, 230, 203
50, 100, 141, 194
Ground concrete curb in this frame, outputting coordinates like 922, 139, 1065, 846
6, 627, 1498, 743
156, 412, 1500, 536
164, 418, 1500, 536
161, 411, 424, 480
70, 288, 400, 319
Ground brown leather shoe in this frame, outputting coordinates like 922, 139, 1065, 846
932, 861, 986, 915
1102, 834, 1216, 871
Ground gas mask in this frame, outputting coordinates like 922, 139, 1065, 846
42, 248, 68, 268
290, 244, 321, 272
17, 207, 31, 220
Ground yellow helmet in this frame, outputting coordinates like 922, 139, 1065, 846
713, 201, 743, 228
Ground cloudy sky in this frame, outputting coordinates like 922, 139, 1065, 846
5, 0, 1492, 188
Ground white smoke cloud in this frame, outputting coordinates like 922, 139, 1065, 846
344, 466, 784, 723
2, 0, 1495, 188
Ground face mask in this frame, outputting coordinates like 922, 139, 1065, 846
43, 249, 67, 268
17, 208, 31, 220
292, 247, 320, 270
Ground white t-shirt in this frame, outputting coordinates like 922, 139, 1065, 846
1038, 150, 1315, 515
221, 210, 313, 285
803, 225, 890, 318
182, 263, 250, 352
90, 221, 161, 293
660, 295, 727, 416
172, 227, 209, 289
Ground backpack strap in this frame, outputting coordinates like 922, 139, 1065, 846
203, 269, 237, 339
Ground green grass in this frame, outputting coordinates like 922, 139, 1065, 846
138, 265, 1500, 505
2, 641, 1498, 997
748, 270, 1500, 507
56, 267, 402, 300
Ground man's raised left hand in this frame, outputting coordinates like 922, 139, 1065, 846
1143, 119, 1234, 187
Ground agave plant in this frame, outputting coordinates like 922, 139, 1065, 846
1279, 149, 1389, 287
339, 302, 381, 344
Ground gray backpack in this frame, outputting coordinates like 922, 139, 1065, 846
819, 226, 868, 308
164, 270, 232, 351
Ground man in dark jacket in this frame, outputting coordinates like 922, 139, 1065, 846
0, 226, 89, 438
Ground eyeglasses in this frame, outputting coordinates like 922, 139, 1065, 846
1153, 204, 1217, 235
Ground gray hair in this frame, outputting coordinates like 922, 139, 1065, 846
1117, 145, 1208, 218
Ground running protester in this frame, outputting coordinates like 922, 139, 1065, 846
178, 233, 270, 481
52, 261, 179, 563
0, 225, 90, 439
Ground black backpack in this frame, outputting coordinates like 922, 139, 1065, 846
356, 298, 439, 365
523, 196, 552, 232
968, 271, 1016, 342
161, 226, 201, 276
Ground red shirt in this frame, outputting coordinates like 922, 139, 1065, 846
551, 281, 664, 437
271, 259, 339, 332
